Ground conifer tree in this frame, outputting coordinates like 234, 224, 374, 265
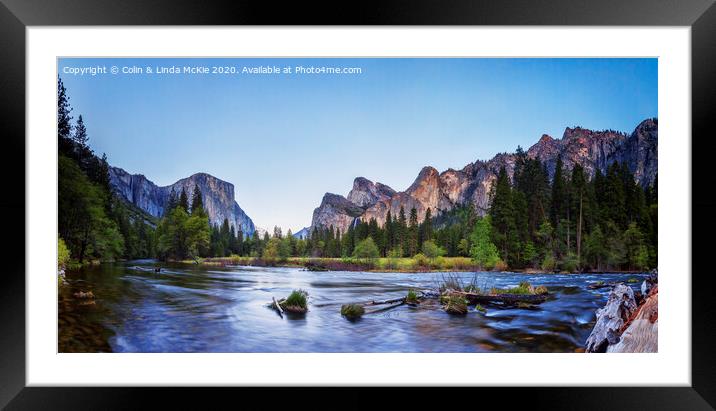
490, 166, 518, 265
397, 206, 408, 256
178, 188, 189, 213
407, 207, 419, 256
191, 185, 204, 214
550, 155, 566, 227
73, 115, 89, 148
57, 78, 73, 142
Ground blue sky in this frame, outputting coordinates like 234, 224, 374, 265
58, 58, 657, 232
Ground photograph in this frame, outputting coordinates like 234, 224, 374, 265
56, 57, 658, 354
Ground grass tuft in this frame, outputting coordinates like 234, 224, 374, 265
406, 289, 419, 304
442, 294, 468, 315
281, 289, 308, 313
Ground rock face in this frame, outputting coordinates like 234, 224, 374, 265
109, 167, 255, 235
585, 284, 639, 353
293, 227, 311, 239
310, 193, 364, 234
347, 177, 396, 209
308, 118, 657, 234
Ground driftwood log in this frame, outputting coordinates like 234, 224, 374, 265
271, 296, 284, 318
446, 290, 549, 305
587, 282, 621, 290
585, 284, 638, 352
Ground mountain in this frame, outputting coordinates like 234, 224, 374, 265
293, 227, 311, 239
109, 167, 255, 235
308, 118, 657, 233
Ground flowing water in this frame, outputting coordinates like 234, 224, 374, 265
58, 261, 648, 353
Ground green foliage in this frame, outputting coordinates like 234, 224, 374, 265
412, 253, 430, 267
58, 236, 71, 269
541, 253, 556, 271
522, 241, 538, 267
560, 252, 579, 273
470, 216, 500, 269
58, 155, 124, 263
422, 240, 445, 259
353, 237, 380, 261
283, 289, 308, 309
57, 79, 157, 263
156, 205, 210, 261
442, 294, 468, 315
406, 289, 419, 304
341, 304, 365, 319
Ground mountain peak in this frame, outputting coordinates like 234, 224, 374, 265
347, 177, 396, 209
538, 134, 554, 144
109, 167, 255, 234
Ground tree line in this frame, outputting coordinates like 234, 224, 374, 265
59, 77, 657, 272
58, 78, 157, 265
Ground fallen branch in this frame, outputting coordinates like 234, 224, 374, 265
272, 296, 284, 318
447, 290, 549, 305
364, 301, 405, 315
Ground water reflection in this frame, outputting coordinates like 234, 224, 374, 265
59, 261, 647, 353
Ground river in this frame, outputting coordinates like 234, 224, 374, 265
58, 261, 648, 353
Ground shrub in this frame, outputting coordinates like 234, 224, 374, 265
463, 284, 480, 293
406, 289, 419, 304
413, 253, 430, 268
489, 281, 548, 296
422, 240, 445, 259
493, 259, 508, 271
340, 304, 365, 319
282, 289, 308, 313
560, 253, 579, 273
475, 304, 487, 313
438, 273, 463, 293
442, 295, 468, 315
58, 237, 71, 270
541, 254, 556, 271
353, 238, 380, 262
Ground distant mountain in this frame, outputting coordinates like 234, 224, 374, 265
109, 168, 255, 235
293, 227, 311, 239
309, 118, 657, 233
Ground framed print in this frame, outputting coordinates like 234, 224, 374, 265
2, 0, 715, 408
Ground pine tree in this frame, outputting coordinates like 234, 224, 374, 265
385, 210, 394, 251
550, 155, 566, 227
397, 206, 408, 256
570, 164, 587, 265
490, 166, 518, 265
420, 208, 433, 249
165, 189, 178, 216
73, 115, 89, 148
191, 185, 204, 214
57, 78, 73, 142
407, 207, 419, 256
178, 188, 189, 213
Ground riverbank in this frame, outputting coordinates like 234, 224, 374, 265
175, 255, 651, 275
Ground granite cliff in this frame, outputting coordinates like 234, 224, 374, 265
109, 167, 255, 235
309, 118, 657, 234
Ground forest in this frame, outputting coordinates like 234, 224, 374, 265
58, 78, 657, 272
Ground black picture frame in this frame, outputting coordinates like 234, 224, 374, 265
1, 0, 714, 408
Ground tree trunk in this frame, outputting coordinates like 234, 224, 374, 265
577, 192, 583, 264
566, 207, 570, 255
